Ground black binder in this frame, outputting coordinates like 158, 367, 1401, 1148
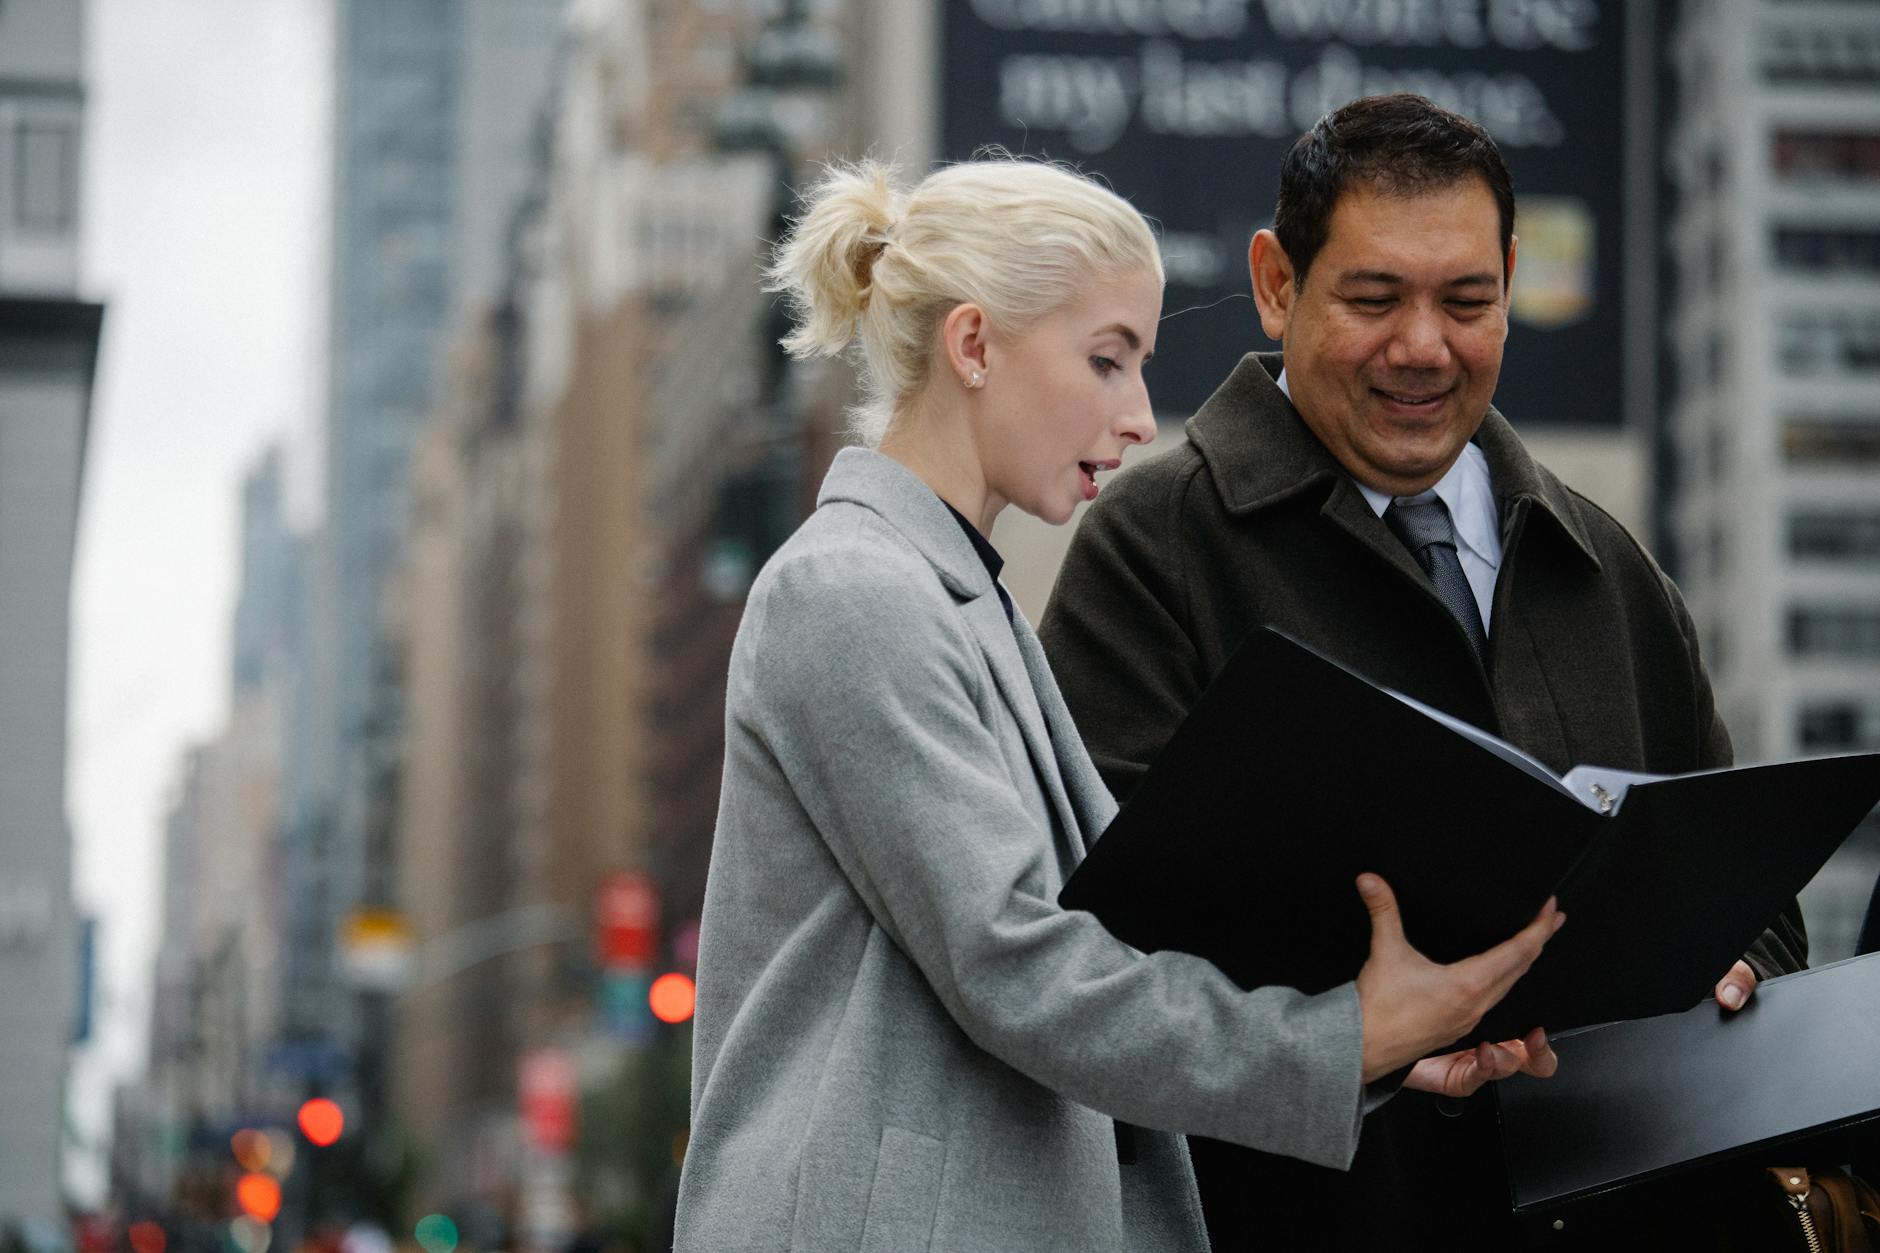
1058, 627, 1880, 1044
1496, 953, 1880, 1242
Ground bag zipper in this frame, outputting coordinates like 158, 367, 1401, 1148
1788, 1189, 1825, 1253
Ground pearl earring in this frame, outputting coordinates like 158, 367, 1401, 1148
964, 370, 984, 389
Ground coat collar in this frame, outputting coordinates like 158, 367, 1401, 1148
1187, 352, 1602, 571
815, 446, 1113, 853
817, 446, 992, 600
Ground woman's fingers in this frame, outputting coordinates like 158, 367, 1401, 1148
1454, 897, 1564, 1009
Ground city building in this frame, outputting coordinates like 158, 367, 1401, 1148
138, 449, 303, 1204
385, 0, 857, 1231
279, 0, 563, 1158
1661, 0, 1880, 955
0, 0, 101, 1227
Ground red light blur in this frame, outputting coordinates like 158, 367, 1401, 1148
128, 1222, 166, 1253
235, 1173, 282, 1223
648, 972, 696, 1024
297, 1097, 344, 1147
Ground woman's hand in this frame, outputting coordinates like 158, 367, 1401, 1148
1353, 873, 1563, 1084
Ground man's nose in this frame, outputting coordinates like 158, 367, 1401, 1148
1386, 305, 1452, 369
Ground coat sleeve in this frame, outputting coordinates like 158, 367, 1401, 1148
745, 539, 1369, 1169
1662, 567, 1809, 978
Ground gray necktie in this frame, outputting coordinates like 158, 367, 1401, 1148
1384, 494, 1488, 659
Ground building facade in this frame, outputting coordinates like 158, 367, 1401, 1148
1662, 0, 1880, 955
0, 0, 100, 1226
281, 0, 563, 1150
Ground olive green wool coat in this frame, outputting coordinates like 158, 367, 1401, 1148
1039, 352, 1807, 1252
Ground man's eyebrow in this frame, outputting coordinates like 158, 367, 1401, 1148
1338, 269, 1403, 286
1337, 269, 1502, 288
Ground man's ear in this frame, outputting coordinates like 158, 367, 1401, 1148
941, 301, 990, 387
1249, 229, 1294, 343
1502, 234, 1519, 306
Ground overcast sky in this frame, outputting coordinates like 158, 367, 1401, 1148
66, 0, 330, 1201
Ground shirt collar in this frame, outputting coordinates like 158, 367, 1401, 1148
941, 501, 1003, 577
1277, 368, 1500, 566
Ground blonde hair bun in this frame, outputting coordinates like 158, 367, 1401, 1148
766, 155, 1162, 446
766, 160, 902, 361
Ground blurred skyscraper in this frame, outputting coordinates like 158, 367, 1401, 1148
0, 0, 101, 1227
133, 449, 303, 1206
383, 0, 870, 1231
281, 0, 561, 1131
1661, 0, 1880, 955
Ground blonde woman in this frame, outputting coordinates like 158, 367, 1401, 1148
673, 157, 1560, 1253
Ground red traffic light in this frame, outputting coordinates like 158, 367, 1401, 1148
235, 1172, 282, 1223
649, 972, 696, 1024
297, 1097, 344, 1147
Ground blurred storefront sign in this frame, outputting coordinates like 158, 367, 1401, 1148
941, 0, 1631, 425
595, 871, 660, 969
339, 907, 413, 989
519, 1047, 578, 1153
518, 1048, 577, 1253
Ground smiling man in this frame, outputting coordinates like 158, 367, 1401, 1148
1039, 94, 1808, 1251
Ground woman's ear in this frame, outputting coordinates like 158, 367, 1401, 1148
941, 302, 991, 389
1248, 229, 1295, 343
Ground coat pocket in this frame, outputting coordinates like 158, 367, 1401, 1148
857, 1125, 946, 1253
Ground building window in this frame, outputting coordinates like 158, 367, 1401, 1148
1773, 227, 1880, 276
1772, 129, 1880, 183
1789, 605, 1880, 658
1783, 417, 1880, 467
16, 120, 76, 231
1791, 510, 1880, 562
1798, 702, 1880, 751
1759, 22, 1880, 86
1777, 310, 1880, 376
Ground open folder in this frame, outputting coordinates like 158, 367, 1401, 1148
1058, 627, 1880, 1044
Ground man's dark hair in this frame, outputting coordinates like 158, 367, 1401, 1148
1272, 93, 1515, 287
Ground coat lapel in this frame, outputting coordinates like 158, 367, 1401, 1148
816, 448, 1093, 859
1011, 613, 1118, 852
962, 602, 1089, 863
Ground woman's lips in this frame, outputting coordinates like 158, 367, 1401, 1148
1079, 458, 1121, 500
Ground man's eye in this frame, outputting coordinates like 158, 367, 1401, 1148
1350, 297, 1394, 309
1448, 299, 1491, 311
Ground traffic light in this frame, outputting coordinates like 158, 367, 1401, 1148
235, 1172, 282, 1223
649, 972, 696, 1024
297, 1097, 345, 1147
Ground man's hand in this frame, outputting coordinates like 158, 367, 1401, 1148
1354, 873, 1564, 1083
1403, 1027, 1558, 1099
1715, 959, 1758, 1011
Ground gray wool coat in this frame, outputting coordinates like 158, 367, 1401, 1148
674, 447, 1371, 1253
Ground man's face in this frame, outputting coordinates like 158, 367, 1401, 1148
1250, 176, 1516, 496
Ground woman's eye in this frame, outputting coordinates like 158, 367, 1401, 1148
1090, 355, 1119, 375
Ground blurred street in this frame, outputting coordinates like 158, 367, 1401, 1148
1, 0, 1877, 1249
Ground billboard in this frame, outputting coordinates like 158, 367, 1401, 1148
940, 0, 1632, 424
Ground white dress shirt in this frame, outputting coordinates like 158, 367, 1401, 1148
1278, 369, 1503, 631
